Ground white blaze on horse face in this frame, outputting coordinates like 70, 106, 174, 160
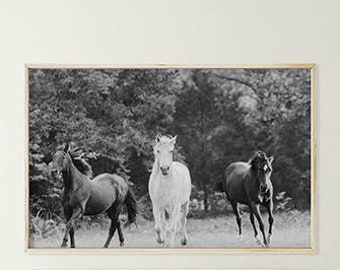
260, 160, 273, 192
258, 165, 267, 192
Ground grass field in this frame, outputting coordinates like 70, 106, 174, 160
30, 211, 311, 248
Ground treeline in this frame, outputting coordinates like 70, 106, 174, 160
29, 68, 311, 221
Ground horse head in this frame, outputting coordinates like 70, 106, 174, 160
51, 143, 71, 176
250, 151, 274, 193
153, 135, 177, 176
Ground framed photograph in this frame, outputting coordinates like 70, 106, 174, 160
26, 64, 316, 253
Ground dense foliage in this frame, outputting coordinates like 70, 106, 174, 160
29, 68, 311, 228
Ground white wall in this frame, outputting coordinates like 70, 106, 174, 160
0, 0, 339, 269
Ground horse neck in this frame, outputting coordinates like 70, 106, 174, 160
62, 158, 88, 193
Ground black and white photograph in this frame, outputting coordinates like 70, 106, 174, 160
27, 66, 314, 250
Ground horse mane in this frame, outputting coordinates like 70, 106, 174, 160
248, 150, 268, 168
68, 150, 93, 178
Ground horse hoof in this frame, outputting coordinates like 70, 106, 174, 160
262, 241, 269, 248
181, 238, 188, 246
156, 237, 165, 244
120, 242, 125, 247
156, 233, 165, 244
238, 234, 243, 241
61, 242, 68, 248
255, 237, 264, 247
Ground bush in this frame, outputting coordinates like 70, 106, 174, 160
275, 191, 293, 212
30, 212, 62, 239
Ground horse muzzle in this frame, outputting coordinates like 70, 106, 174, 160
160, 166, 170, 175
260, 185, 268, 193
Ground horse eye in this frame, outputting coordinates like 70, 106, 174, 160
157, 150, 160, 153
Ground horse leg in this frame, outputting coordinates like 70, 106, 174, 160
264, 199, 274, 245
152, 207, 165, 244
104, 206, 122, 248
249, 209, 260, 246
69, 227, 75, 248
230, 201, 242, 240
164, 206, 180, 247
103, 217, 118, 248
179, 202, 189, 246
117, 220, 125, 247
64, 208, 76, 248
250, 203, 268, 247
61, 207, 82, 248
115, 204, 125, 247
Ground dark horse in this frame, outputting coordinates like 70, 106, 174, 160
51, 143, 137, 248
221, 151, 274, 247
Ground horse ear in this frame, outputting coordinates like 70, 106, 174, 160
171, 135, 177, 144
268, 156, 274, 164
64, 143, 70, 153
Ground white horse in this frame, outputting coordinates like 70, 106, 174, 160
148, 135, 192, 247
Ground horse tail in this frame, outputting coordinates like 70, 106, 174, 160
124, 186, 137, 227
